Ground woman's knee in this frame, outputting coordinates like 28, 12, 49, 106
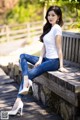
20, 54, 25, 59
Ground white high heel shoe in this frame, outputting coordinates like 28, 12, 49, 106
19, 80, 32, 95
8, 101, 23, 116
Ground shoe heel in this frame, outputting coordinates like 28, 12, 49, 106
29, 80, 32, 86
20, 107, 23, 116
8, 101, 23, 116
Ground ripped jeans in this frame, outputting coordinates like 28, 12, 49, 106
17, 54, 59, 98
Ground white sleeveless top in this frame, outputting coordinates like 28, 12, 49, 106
43, 24, 62, 59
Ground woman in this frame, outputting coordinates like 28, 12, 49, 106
8, 5, 67, 116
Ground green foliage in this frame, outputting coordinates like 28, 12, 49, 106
1, 0, 80, 32
44, 0, 80, 31
6, 1, 42, 24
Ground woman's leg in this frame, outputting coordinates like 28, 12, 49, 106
28, 58, 59, 80
9, 57, 59, 115
8, 54, 39, 113
20, 53, 39, 76
17, 58, 59, 98
17, 53, 39, 98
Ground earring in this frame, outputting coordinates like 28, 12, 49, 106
56, 19, 59, 23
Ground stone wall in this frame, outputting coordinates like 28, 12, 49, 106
32, 80, 79, 120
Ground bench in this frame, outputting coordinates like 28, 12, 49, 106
2, 31, 80, 120
28, 31, 80, 120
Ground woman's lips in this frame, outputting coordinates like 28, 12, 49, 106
49, 20, 52, 23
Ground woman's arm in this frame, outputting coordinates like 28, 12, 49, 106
55, 35, 68, 72
34, 43, 46, 67
38, 43, 46, 62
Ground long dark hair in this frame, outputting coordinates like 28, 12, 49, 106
40, 6, 63, 42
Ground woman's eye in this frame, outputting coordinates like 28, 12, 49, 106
52, 14, 55, 16
48, 14, 55, 17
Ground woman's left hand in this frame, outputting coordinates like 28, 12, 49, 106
58, 67, 68, 72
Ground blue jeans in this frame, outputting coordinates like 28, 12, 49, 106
17, 54, 60, 98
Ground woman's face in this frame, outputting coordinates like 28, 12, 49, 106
47, 10, 59, 26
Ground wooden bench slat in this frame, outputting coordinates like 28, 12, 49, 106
74, 38, 79, 62
62, 32, 80, 64
68, 37, 72, 61
78, 39, 80, 63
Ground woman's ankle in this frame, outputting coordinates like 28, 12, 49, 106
24, 76, 28, 80
23, 76, 29, 88
16, 98, 21, 103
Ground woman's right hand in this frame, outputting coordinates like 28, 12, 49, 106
58, 67, 68, 72
34, 60, 42, 67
